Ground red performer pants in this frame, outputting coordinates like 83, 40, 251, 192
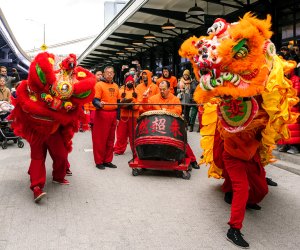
89, 110, 95, 129
186, 143, 196, 162
78, 112, 90, 131
198, 112, 203, 130
222, 151, 268, 229
114, 117, 137, 156
92, 109, 117, 164
28, 129, 68, 190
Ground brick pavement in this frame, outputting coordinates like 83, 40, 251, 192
0, 131, 300, 250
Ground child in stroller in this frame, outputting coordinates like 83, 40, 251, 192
0, 101, 24, 149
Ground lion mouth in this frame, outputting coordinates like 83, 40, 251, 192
199, 68, 259, 91
31, 114, 54, 122
199, 70, 240, 91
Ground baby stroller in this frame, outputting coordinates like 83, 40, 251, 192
0, 101, 24, 149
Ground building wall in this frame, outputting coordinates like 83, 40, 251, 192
104, 1, 127, 27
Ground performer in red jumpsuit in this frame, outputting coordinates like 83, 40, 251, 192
179, 13, 299, 248
11, 52, 95, 203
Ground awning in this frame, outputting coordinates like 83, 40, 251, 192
0, 8, 31, 76
78, 0, 262, 69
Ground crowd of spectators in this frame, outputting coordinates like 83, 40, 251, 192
118, 64, 202, 133
278, 45, 300, 63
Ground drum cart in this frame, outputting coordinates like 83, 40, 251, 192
128, 110, 191, 180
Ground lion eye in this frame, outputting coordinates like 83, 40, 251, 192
233, 38, 249, 59
234, 46, 249, 59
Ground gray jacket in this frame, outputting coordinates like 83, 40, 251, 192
1, 73, 20, 90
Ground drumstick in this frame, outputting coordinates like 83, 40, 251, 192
145, 87, 150, 94
143, 87, 150, 97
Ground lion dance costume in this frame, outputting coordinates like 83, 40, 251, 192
11, 52, 96, 203
179, 13, 299, 247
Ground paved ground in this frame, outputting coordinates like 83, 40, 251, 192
0, 130, 300, 250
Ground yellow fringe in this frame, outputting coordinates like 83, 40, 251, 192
260, 56, 299, 165
199, 102, 223, 179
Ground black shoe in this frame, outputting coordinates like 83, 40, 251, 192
287, 145, 300, 154
227, 228, 249, 249
190, 161, 200, 169
266, 177, 278, 186
104, 162, 117, 168
128, 158, 133, 163
277, 145, 289, 152
96, 164, 105, 170
66, 169, 73, 176
224, 192, 233, 205
197, 126, 200, 133
114, 152, 123, 156
189, 125, 194, 132
246, 203, 261, 210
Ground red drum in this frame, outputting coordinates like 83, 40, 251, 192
135, 110, 186, 161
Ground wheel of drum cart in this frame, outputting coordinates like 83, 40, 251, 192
132, 169, 139, 176
18, 141, 24, 148
182, 171, 191, 180
175, 170, 182, 178
2, 142, 8, 149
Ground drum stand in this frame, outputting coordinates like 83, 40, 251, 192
129, 157, 191, 180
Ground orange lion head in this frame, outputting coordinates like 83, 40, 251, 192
179, 13, 276, 103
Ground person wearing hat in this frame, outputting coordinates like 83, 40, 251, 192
156, 67, 178, 94
177, 69, 193, 130
114, 75, 140, 156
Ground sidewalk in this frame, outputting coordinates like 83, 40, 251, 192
0, 131, 300, 249
272, 150, 300, 176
